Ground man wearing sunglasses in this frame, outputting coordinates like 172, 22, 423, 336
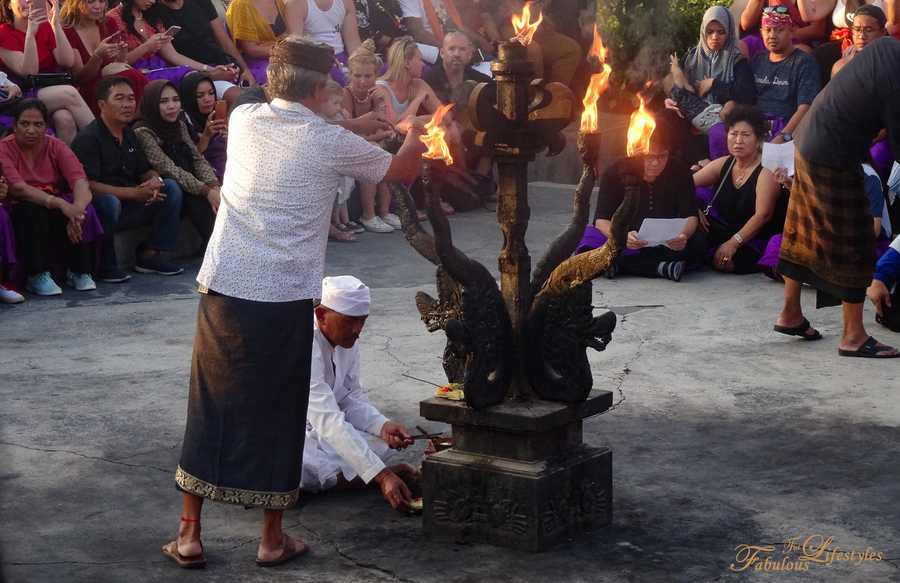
751, 6, 821, 144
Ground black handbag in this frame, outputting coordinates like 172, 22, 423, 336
23, 73, 74, 91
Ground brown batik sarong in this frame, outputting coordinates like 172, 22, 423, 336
778, 151, 875, 303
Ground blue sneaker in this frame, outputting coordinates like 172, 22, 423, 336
26, 272, 62, 296
66, 271, 97, 291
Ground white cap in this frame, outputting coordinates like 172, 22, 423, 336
320, 276, 370, 317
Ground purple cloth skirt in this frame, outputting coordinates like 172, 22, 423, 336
246, 57, 270, 85
759, 234, 892, 269
869, 138, 894, 181
575, 225, 639, 256
137, 55, 192, 85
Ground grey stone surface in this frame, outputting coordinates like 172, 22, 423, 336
2, 182, 900, 582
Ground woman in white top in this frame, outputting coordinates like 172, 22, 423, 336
284, 0, 361, 84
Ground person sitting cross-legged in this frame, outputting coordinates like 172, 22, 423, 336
0, 99, 102, 295
71, 75, 184, 282
302, 275, 418, 512
577, 123, 704, 282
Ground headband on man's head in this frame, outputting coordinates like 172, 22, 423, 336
761, 5, 793, 28
270, 38, 335, 75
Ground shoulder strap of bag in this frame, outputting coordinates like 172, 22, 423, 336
703, 156, 736, 216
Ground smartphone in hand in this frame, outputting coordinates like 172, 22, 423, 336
164, 25, 182, 37
214, 100, 227, 121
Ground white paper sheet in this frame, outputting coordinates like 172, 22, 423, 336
637, 218, 688, 247
472, 61, 493, 78
761, 141, 796, 176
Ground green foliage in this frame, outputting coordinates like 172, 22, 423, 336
595, 0, 725, 80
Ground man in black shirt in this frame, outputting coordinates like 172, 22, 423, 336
71, 77, 184, 281
590, 125, 703, 282
422, 30, 490, 104
159, 0, 256, 89
774, 37, 900, 358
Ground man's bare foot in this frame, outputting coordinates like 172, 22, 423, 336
177, 520, 202, 558
257, 534, 308, 565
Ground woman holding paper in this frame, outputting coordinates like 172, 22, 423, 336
579, 123, 703, 282
692, 105, 784, 275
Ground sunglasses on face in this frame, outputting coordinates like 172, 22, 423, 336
762, 5, 790, 14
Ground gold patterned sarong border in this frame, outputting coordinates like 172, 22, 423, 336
175, 466, 299, 510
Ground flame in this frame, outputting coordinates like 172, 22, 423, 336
626, 95, 656, 157
511, 2, 543, 46
580, 25, 611, 133
421, 103, 454, 165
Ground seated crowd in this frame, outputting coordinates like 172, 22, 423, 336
0, 0, 592, 304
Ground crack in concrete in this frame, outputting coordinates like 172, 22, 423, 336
592, 313, 649, 416
297, 523, 421, 583
0, 441, 171, 474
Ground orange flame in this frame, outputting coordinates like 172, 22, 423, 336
421, 103, 454, 165
626, 95, 656, 157
580, 25, 611, 133
511, 2, 543, 46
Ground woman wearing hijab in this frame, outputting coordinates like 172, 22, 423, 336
666, 6, 756, 160
179, 71, 227, 183
134, 79, 220, 245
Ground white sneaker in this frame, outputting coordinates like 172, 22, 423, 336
66, 271, 97, 291
360, 216, 394, 233
380, 213, 402, 229
0, 285, 24, 304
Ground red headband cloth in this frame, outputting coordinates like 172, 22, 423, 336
761, 11, 793, 28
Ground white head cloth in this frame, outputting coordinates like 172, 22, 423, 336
320, 276, 371, 317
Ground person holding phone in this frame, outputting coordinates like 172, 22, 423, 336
134, 80, 220, 245
107, 0, 238, 88
158, 0, 256, 94
178, 72, 227, 182
60, 0, 150, 115
0, 0, 96, 143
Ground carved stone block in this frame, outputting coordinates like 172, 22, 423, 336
422, 446, 612, 551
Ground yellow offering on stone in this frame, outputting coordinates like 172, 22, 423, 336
434, 383, 465, 401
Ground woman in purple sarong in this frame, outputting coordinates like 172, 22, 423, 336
107, 0, 239, 87
0, 177, 24, 303
0, 99, 103, 296
692, 105, 785, 275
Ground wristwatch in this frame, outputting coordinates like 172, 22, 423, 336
779, 132, 793, 142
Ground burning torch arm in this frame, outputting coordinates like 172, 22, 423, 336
383, 125, 427, 183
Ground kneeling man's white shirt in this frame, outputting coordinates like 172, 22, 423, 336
302, 318, 390, 491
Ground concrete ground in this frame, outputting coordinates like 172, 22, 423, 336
2, 183, 899, 583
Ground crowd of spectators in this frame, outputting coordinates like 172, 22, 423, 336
0, 0, 897, 331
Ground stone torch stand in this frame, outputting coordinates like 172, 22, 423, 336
420, 390, 613, 551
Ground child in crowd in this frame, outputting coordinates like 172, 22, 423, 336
321, 80, 360, 243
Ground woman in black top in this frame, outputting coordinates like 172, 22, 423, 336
692, 105, 783, 274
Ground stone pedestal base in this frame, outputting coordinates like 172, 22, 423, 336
420, 391, 613, 551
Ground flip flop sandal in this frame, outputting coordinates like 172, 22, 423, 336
256, 535, 310, 568
161, 541, 207, 569
838, 336, 900, 358
773, 318, 822, 341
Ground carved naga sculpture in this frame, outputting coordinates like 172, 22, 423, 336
389, 180, 513, 409
525, 172, 639, 403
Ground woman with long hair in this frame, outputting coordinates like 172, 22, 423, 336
107, 0, 238, 86
0, 0, 95, 143
179, 70, 227, 182
134, 79, 220, 243
373, 36, 439, 123
59, 0, 149, 114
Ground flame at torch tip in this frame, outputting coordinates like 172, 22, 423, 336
511, 2, 543, 46
421, 103, 455, 165
580, 26, 611, 134
626, 96, 656, 157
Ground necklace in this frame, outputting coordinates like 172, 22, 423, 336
353, 91, 370, 104
732, 159, 759, 188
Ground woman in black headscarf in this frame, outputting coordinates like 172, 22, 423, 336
134, 79, 221, 243
179, 71, 228, 183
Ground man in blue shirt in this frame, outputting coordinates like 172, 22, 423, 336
751, 6, 820, 144
868, 236, 900, 328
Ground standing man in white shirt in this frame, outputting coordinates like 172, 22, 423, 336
302, 276, 418, 511
163, 35, 426, 570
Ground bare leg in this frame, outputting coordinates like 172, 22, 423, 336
38, 85, 94, 137
359, 182, 377, 221
177, 493, 204, 557
50, 109, 77, 145
838, 301, 899, 355
375, 182, 391, 217
257, 509, 307, 561
775, 276, 805, 328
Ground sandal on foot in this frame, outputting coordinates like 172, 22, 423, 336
773, 318, 822, 341
838, 336, 900, 358
162, 541, 206, 569
256, 535, 309, 568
